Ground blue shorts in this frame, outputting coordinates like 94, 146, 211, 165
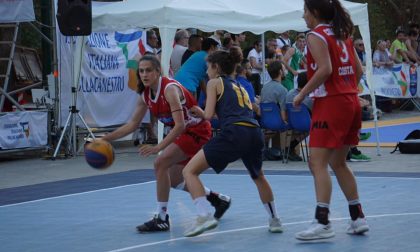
203, 124, 264, 179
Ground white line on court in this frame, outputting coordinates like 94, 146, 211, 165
1, 173, 419, 208
0, 181, 156, 208
105, 212, 420, 252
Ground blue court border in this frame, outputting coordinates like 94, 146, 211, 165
2, 169, 420, 206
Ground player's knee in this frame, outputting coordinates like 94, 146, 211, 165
154, 156, 169, 174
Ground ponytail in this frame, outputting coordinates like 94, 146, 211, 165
305, 0, 354, 40
330, 0, 354, 40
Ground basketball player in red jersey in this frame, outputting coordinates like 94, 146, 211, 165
293, 0, 369, 240
102, 55, 231, 233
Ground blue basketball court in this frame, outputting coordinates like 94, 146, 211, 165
1, 170, 420, 252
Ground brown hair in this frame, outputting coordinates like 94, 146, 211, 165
304, 0, 354, 40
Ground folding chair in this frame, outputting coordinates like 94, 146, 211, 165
286, 103, 311, 162
259, 102, 290, 163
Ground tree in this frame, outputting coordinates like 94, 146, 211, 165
351, 0, 420, 46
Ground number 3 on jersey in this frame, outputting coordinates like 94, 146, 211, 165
232, 84, 252, 110
337, 40, 349, 63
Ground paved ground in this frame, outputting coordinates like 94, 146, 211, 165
1, 109, 419, 190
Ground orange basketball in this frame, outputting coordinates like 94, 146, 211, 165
84, 139, 115, 169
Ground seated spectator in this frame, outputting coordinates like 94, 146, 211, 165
236, 59, 259, 116
285, 72, 312, 160
390, 30, 412, 63
405, 29, 420, 63
373, 40, 394, 74
261, 61, 302, 161
285, 72, 313, 112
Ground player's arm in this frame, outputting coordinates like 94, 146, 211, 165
203, 78, 219, 120
102, 97, 148, 142
299, 34, 332, 97
157, 85, 186, 150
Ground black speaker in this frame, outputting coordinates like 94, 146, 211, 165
57, 0, 92, 36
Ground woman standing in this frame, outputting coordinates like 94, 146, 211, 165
293, 0, 369, 240
102, 55, 231, 232
182, 49, 283, 237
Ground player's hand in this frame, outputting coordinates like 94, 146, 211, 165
139, 144, 159, 157
189, 105, 205, 118
293, 93, 304, 107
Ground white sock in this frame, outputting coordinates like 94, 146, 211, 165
157, 202, 168, 220
264, 201, 278, 219
348, 199, 360, 205
193, 196, 213, 217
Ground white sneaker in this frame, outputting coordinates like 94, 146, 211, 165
184, 214, 218, 237
347, 217, 369, 234
269, 217, 283, 233
295, 220, 335, 240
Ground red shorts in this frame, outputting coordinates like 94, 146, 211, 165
309, 94, 361, 148
175, 120, 212, 165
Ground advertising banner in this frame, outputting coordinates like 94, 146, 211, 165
58, 29, 148, 127
0, 111, 48, 149
358, 64, 419, 98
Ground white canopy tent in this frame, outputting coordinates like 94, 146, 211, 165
87, 0, 380, 154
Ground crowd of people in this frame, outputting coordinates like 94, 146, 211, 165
99, 0, 420, 241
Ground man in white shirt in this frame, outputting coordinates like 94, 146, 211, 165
247, 41, 263, 95
276, 31, 291, 51
170, 29, 190, 75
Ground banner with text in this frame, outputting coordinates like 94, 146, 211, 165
0, 111, 48, 150
58, 29, 149, 127
0, 0, 35, 23
358, 64, 420, 98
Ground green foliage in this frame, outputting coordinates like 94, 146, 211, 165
351, 0, 420, 47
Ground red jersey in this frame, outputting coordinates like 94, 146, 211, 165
143, 77, 202, 128
307, 24, 358, 97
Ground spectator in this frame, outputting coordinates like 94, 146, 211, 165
276, 31, 292, 51
181, 34, 203, 65
385, 39, 392, 57
209, 30, 224, 48
282, 33, 306, 90
222, 37, 233, 51
285, 72, 313, 161
260, 61, 301, 161
405, 29, 420, 63
236, 59, 259, 115
285, 72, 313, 111
247, 40, 263, 95
408, 23, 420, 57
170, 29, 190, 75
390, 30, 412, 63
231, 33, 246, 47
373, 40, 394, 74
175, 38, 219, 97
354, 39, 366, 66
145, 30, 161, 55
